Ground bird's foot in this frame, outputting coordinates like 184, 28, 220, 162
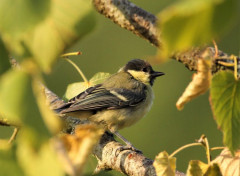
115, 145, 142, 156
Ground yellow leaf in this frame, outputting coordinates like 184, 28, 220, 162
60, 124, 104, 174
153, 151, 176, 176
187, 160, 208, 176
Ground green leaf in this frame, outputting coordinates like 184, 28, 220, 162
210, 71, 240, 154
0, 69, 50, 146
16, 136, 65, 176
0, 38, 10, 75
0, 145, 24, 176
0, 0, 50, 36
89, 72, 111, 85
1, 0, 96, 72
64, 72, 111, 100
158, 0, 237, 57
64, 82, 87, 100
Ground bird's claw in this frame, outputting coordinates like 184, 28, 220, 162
115, 145, 142, 156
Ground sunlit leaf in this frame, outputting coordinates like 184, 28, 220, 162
187, 160, 208, 176
17, 136, 65, 176
0, 69, 50, 146
0, 0, 50, 36
64, 72, 111, 100
176, 59, 211, 110
23, 0, 96, 72
0, 38, 10, 75
212, 148, 240, 175
60, 124, 104, 175
89, 72, 111, 85
210, 71, 240, 154
204, 163, 222, 176
1, 0, 96, 72
153, 151, 176, 176
158, 0, 237, 57
0, 145, 24, 176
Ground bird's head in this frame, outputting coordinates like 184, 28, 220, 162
122, 59, 164, 86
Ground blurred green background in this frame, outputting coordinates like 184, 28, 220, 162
1, 0, 239, 175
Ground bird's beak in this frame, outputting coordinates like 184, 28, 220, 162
151, 71, 165, 78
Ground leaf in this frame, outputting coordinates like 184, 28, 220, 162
212, 148, 240, 176
60, 124, 104, 175
89, 72, 111, 85
1, 0, 96, 72
16, 136, 65, 176
158, 0, 237, 57
176, 58, 211, 110
64, 72, 111, 100
0, 69, 50, 146
153, 151, 176, 176
204, 163, 222, 176
0, 145, 24, 176
64, 82, 88, 101
0, 0, 50, 36
22, 0, 96, 72
210, 71, 240, 154
187, 160, 208, 176
0, 38, 10, 75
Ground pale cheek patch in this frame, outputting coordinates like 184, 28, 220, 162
110, 90, 128, 101
127, 70, 150, 84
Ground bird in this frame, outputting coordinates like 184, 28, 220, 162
55, 59, 164, 152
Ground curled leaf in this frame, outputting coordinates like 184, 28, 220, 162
176, 58, 211, 110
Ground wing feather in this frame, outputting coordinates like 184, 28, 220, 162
59, 84, 146, 113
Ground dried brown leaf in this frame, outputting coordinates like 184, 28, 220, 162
176, 59, 211, 110
60, 124, 104, 175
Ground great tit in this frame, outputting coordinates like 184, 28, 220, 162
56, 59, 164, 152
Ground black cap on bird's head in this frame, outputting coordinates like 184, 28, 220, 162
123, 59, 164, 86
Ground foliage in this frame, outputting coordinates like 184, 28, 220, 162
64, 72, 111, 100
210, 71, 240, 154
0, 0, 239, 175
158, 0, 238, 57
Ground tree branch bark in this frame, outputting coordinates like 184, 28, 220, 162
92, 0, 239, 74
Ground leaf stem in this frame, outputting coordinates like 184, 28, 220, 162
65, 59, 89, 84
203, 136, 211, 164
8, 127, 19, 144
210, 147, 225, 151
169, 143, 202, 158
61, 52, 82, 58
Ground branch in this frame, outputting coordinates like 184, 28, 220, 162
45, 87, 185, 176
92, 0, 239, 73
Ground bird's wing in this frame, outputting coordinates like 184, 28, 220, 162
59, 84, 146, 113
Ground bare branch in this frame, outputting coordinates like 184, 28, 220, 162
93, 0, 160, 47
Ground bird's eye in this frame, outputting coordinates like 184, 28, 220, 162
142, 67, 148, 72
